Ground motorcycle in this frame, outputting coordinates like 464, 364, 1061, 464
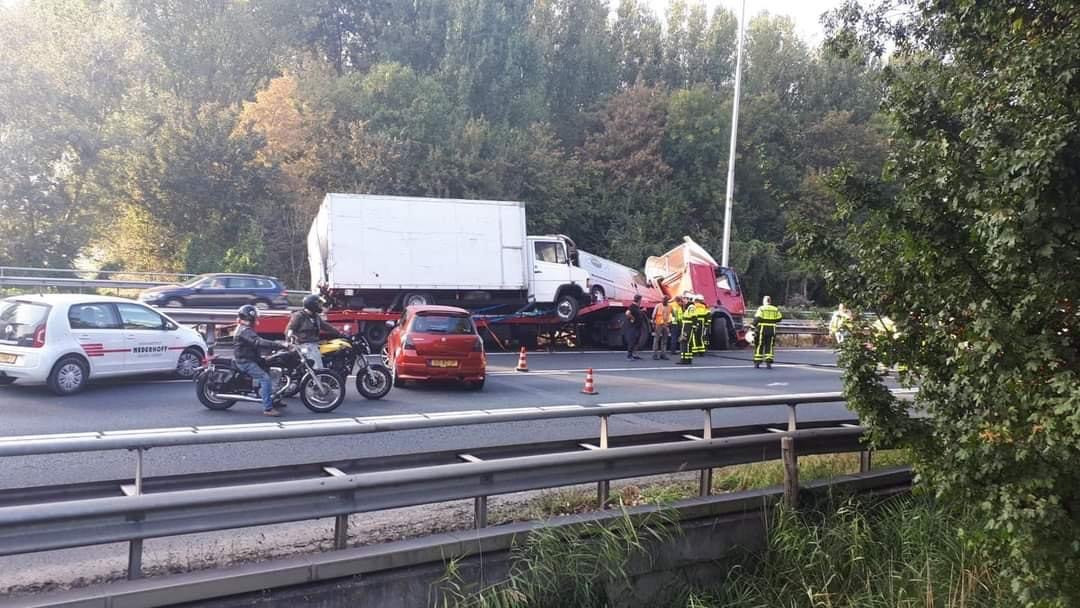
320, 334, 392, 400
195, 346, 347, 413
274, 333, 392, 401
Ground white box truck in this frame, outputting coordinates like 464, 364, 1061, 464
308, 194, 591, 320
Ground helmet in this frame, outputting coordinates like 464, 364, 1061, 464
302, 294, 324, 314
695, 294, 705, 302
237, 304, 258, 324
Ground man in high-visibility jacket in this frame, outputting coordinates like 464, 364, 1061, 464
691, 295, 708, 357
669, 295, 685, 354
752, 296, 783, 368
676, 293, 696, 365
651, 296, 672, 360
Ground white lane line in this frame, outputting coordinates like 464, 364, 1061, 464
487, 348, 835, 356
489, 364, 756, 375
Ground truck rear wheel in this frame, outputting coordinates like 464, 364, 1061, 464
402, 293, 434, 307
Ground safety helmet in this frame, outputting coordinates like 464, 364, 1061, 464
302, 294, 324, 314
695, 294, 705, 302
237, 304, 258, 324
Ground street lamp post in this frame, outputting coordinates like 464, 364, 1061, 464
721, 0, 748, 268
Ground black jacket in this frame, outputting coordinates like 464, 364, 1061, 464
234, 325, 282, 363
287, 310, 341, 343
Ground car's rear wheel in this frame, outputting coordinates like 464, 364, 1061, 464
465, 378, 485, 391
175, 347, 203, 379
253, 299, 271, 310
0, 377, 16, 386
48, 356, 88, 396
402, 292, 434, 307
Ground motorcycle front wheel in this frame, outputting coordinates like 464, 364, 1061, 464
299, 370, 346, 413
196, 374, 237, 410
356, 365, 392, 400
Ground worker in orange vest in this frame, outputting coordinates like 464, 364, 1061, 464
651, 295, 672, 360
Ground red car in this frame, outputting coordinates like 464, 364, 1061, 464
386, 305, 486, 390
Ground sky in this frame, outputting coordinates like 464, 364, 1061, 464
644, 0, 846, 45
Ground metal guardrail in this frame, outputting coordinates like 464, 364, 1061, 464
0, 391, 914, 581
0, 266, 196, 290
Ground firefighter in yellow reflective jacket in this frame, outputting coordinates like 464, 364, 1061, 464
676, 293, 696, 365
752, 296, 783, 368
669, 295, 685, 354
691, 295, 708, 356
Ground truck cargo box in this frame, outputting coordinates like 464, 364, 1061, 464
308, 194, 528, 293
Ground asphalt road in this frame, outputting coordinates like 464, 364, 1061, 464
0, 347, 861, 594
0, 348, 853, 490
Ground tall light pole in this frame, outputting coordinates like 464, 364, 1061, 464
721, 0, 747, 268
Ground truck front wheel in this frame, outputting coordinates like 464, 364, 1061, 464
555, 294, 580, 321
711, 317, 731, 351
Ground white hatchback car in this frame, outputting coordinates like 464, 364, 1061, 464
0, 294, 207, 395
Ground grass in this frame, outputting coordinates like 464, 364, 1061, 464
438, 493, 1009, 608
490, 451, 913, 525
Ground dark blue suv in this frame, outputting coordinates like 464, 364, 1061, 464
138, 273, 290, 309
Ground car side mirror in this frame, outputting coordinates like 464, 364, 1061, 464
385, 321, 396, 328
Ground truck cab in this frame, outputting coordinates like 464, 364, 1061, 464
526, 235, 590, 321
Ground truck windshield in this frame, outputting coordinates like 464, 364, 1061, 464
412, 314, 475, 334
715, 268, 741, 294
0, 300, 50, 346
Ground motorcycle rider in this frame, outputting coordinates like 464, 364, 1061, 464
287, 294, 346, 369
234, 304, 289, 417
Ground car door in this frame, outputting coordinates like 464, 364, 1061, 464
66, 303, 127, 375
226, 276, 257, 306
529, 240, 572, 303
115, 303, 175, 372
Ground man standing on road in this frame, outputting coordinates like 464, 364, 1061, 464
624, 294, 646, 360
651, 296, 672, 360
287, 294, 345, 369
829, 303, 852, 345
752, 296, 783, 368
234, 305, 289, 417
676, 293, 695, 365
669, 294, 684, 354
691, 295, 708, 357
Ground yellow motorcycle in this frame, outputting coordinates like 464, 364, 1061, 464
320, 334, 392, 400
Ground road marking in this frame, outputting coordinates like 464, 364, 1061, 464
488, 364, 756, 375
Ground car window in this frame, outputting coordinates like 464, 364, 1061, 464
534, 241, 567, 264
207, 277, 227, 289
411, 314, 475, 334
0, 300, 51, 345
68, 303, 122, 330
116, 303, 166, 330
228, 277, 257, 289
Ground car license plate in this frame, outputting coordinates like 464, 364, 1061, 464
0, 353, 15, 364
429, 359, 459, 368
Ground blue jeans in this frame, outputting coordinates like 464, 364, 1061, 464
236, 360, 274, 411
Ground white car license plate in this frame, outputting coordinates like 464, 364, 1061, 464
429, 359, 459, 368
0, 353, 16, 364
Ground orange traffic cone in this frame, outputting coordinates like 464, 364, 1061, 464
515, 347, 529, 372
581, 368, 598, 395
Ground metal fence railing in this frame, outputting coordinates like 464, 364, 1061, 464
0, 390, 915, 580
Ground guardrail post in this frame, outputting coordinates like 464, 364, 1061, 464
597, 415, 610, 508
699, 409, 713, 496
474, 496, 488, 529
782, 436, 798, 509
334, 512, 349, 549
787, 403, 798, 432
127, 448, 145, 580
859, 449, 873, 473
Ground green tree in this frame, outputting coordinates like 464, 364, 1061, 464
611, 0, 664, 87
802, 1, 1080, 604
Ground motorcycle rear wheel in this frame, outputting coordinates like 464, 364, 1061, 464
300, 370, 346, 413
356, 365, 392, 400
196, 374, 237, 410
